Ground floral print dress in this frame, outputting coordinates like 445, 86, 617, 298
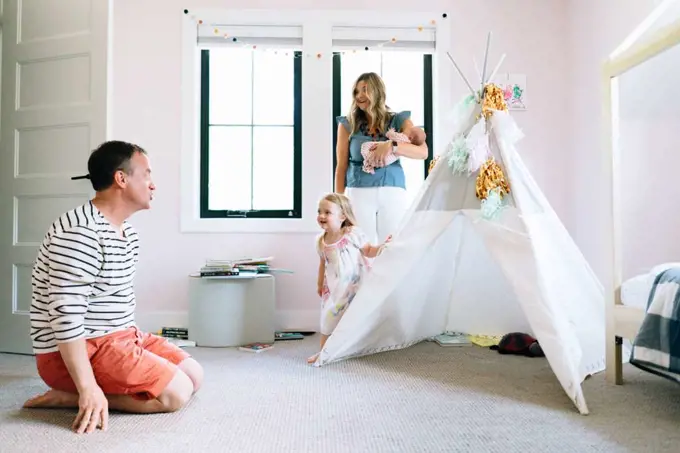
316, 227, 371, 335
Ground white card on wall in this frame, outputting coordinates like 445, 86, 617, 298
489, 73, 527, 110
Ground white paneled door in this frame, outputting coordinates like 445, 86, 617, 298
0, 0, 112, 354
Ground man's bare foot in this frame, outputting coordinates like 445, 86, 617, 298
306, 352, 320, 364
23, 389, 79, 409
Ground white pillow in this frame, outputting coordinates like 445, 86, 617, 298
650, 262, 680, 275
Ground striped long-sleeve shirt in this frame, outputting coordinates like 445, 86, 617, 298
30, 201, 139, 353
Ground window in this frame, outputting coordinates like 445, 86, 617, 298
181, 11, 450, 233
332, 51, 434, 205
200, 48, 302, 218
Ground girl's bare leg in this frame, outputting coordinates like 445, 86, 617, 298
307, 334, 329, 363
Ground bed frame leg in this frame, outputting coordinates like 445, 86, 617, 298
606, 335, 624, 385
614, 336, 623, 384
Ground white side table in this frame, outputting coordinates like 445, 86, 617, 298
188, 274, 275, 347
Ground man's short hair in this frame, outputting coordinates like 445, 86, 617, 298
86, 141, 147, 191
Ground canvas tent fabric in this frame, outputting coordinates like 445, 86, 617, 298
315, 86, 606, 415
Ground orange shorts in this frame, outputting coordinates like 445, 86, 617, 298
35, 326, 191, 400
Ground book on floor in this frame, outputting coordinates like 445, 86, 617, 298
238, 342, 274, 353
275, 332, 304, 341
432, 332, 471, 347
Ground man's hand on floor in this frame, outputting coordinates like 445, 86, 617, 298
73, 384, 109, 434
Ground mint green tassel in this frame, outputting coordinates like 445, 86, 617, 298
480, 187, 506, 220
447, 136, 470, 175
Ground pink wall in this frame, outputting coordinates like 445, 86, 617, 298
619, 118, 680, 279
111, 0, 575, 327
566, 0, 667, 283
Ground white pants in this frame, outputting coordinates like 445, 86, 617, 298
345, 187, 407, 244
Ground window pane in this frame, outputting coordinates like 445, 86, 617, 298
340, 51, 381, 115
253, 51, 295, 126
252, 126, 294, 211
208, 126, 252, 210
209, 49, 252, 125
381, 53, 424, 126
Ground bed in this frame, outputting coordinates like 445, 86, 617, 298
609, 264, 680, 383
602, 8, 680, 385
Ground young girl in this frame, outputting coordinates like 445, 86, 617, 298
307, 193, 390, 364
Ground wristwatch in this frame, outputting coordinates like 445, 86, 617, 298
391, 140, 399, 156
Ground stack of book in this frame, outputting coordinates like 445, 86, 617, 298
200, 260, 239, 277
158, 327, 188, 340
158, 327, 195, 348
198, 256, 294, 277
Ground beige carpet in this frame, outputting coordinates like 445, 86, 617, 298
2, 336, 680, 452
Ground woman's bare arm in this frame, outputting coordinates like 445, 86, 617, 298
334, 123, 349, 193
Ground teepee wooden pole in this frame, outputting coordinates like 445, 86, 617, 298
446, 51, 477, 98
486, 53, 506, 84
480, 32, 492, 91
473, 57, 482, 86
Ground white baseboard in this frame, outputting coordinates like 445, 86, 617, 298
135, 309, 318, 334
136, 311, 188, 333
275, 309, 318, 332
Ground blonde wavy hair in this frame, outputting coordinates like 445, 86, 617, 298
321, 192, 358, 228
347, 72, 392, 136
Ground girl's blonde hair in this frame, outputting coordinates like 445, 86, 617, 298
321, 193, 358, 228
348, 72, 392, 136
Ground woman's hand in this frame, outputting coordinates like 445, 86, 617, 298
369, 141, 394, 166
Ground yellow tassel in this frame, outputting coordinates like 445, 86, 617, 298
482, 84, 508, 119
428, 156, 439, 174
475, 158, 510, 199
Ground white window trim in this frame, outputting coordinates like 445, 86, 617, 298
180, 9, 451, 233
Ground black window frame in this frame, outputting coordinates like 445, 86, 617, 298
199, 49, 303, 219
331, 52, 434, 188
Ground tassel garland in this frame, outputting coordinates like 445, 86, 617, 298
426, 83, 514, 222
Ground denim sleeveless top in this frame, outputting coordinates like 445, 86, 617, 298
336, 111, 411, 189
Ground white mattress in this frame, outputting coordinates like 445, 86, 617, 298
620, 274, 653, 309
620, 262, 680, 309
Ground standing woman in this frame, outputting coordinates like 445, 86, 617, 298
335, 72, 428, 243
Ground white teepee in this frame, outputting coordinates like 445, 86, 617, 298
316, 36, 606, 415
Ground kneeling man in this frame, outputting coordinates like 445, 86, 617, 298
24, 141, 203, 434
